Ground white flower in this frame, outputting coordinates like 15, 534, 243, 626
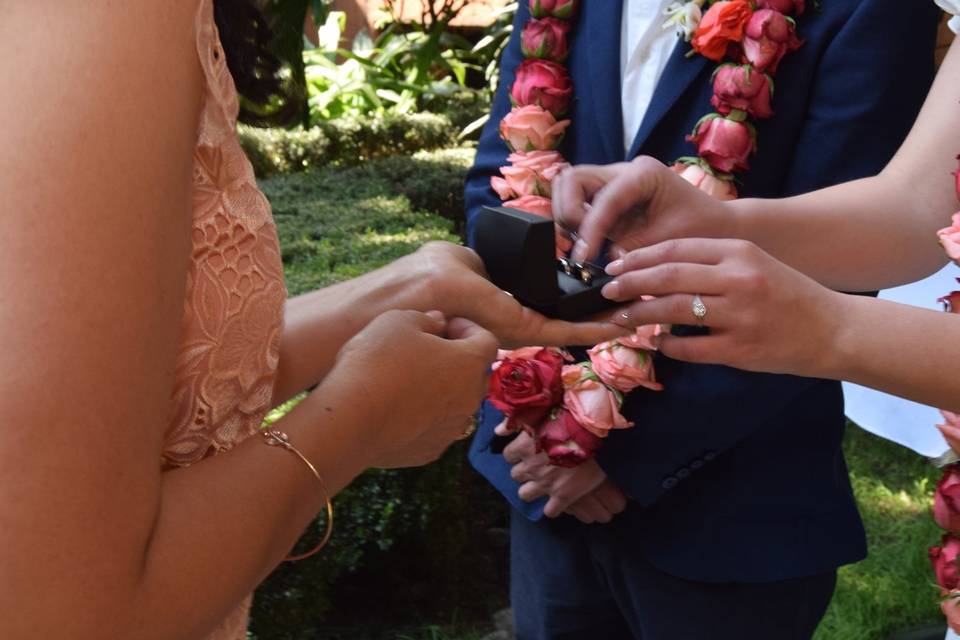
662, 1, 704, 42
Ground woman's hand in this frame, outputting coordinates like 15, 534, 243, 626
601, 238, 845, 377
329, 310, 498, 469
550, 157, 737, 264
402, 241, 626, 347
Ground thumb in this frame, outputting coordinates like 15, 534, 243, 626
573, 156, 666, 263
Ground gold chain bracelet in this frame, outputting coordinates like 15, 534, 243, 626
262, 427, 334, 562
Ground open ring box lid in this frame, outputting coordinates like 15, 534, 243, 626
473, 206, 618, 320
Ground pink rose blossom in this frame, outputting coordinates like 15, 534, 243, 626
670, 162, 739, 200
941, 411, 960, 456
742, 9, 802, 74
616, 323, 667, 351
587, 341, 663, 393
687, 114, 755, 174
932, 534, 960, 591
499, 105, 571, 152
529, 0, 578, 19
944, 595, 960, 634
537, 408, 601, 467
512, 59, 573, 117
936, 465, 960, 532
504, 195, 554, 219
561, 365, 633, 438
711, 64, 774, 120
522, 17, 572, 62
938, 213, 960, 263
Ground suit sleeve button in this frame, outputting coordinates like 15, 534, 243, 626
704, 451, 717, 462
690, 459, 704, 470
676, 467, 691, 479
662, 477, 679, 490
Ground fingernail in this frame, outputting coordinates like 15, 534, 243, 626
606, 259, 624, 276
602, 281, 620, 300
572, 239, 589, 263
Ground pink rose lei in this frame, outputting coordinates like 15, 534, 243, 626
928, 157, 960, 634
485, 1, 667, 468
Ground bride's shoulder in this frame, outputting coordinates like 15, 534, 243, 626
936, 0, 960, 33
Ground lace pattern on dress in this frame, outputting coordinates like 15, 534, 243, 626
163, 0, 285, 475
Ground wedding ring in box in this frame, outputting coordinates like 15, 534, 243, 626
472, 206, 618, 320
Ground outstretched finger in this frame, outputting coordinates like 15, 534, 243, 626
601, 263, 728, 302
605, 238, 738, 277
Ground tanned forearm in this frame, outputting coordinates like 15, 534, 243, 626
729, 40, 960, 291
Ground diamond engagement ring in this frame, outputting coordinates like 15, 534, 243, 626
691, 294, 708, 325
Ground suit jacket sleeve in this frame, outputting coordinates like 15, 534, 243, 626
597, 0, 942, 507
464, 2, 531, 248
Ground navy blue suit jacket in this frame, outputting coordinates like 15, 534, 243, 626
466, 0, 942, 583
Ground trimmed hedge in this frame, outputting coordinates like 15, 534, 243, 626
239, 112, 460, 178
250, 149, 508, 640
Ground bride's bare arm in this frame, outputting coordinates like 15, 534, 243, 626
0, 4, 496, 639
558, 40, 960, 292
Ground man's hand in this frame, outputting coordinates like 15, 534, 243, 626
502, 427, 628, 522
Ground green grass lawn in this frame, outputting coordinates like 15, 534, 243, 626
257, 154, 949, 640
817, 425, 945, 640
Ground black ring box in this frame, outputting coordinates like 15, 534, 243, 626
473, 206, 618, 320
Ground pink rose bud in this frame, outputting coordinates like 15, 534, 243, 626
561, 365, 633, 438
742, 9, 802, 73
711, 64, 774, 120
940, 411, 960, 456
936, 466, 960, 532
939, 213, 960, 263
522, 18, 572, 62
932, 534, 960, 591
587, 341, 663, 394
943, 595, 960, 634
512, 59, 574, 117
687, 114, 755, 174
529, 0, 578, 19
940, 282, 960, 313
754, 0, 804, 15
499, 105, 571, 152
616, 323, 667, 351
537, 408, 602, 467
670, 161, 739, 200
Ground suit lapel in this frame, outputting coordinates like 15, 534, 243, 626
626, 39, 711, 159
582, 0, 625, 162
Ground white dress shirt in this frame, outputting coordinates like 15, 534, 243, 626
936, 0, 960, 33
620, 0, 682, 154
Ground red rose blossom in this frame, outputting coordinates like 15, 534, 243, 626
522, 18, 571, 62
687, 114, 755, 174
529, 0, 578, 19
692, 0, 754, 62
936, 466, 960, 532
932, 534, 960, 591
954, 155, 960, 201
754, 0, 804, 15
537, 408, 602, 467
742, 9, 802, 73
512, 59, 574, 116
488, 347, 564, 428
711, 64, 774, 120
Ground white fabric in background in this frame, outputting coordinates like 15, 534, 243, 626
842, 264, 958, 457
948, 629, 959, 640
620, 0, 681, 153
936, 0, 960, 33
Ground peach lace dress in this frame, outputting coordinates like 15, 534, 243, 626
162, 1, 286, 637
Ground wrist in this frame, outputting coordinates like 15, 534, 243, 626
809, 289, 857, 381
